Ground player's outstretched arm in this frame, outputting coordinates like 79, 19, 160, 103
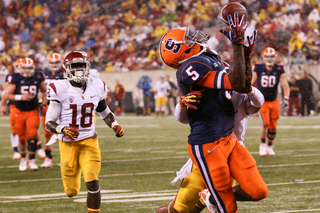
96, 99, 124, 137
220, 13, 247, 92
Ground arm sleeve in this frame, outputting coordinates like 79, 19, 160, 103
174, 104, 189, 124
97, 102, 112, 119
248, 87, 265, 108
45, 100, 62, 124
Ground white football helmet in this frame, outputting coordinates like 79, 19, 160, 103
63, 51, 90, 83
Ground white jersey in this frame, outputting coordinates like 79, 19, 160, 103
89, 69, 100, 78
231, 92, 249, 145
155, 81, 171, 97
47, 77, 108, 142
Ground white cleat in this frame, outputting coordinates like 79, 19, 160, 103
37, 148, 46, 159
199, 189, 217, 213
266, 146, 275, 156
41, 157, 52, 168
19, 157, 27, 171
259, 143, 267, 156
28, 159, 38, 170
12, 152, 21, 160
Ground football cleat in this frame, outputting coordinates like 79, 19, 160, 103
19, 157, 27, 171
28, 159, 38, 170
199, 189, 217, 213
266, 146, 275, 156
259, 143, 267, 156
41, 157, 52, 168
37, 148, 46, 159
12, 152, 21, 160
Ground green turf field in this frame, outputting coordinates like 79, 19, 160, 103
0, 114, 319, 213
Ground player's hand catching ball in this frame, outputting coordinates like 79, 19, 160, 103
113, 125, 124, 137
179, 91, 202, 110
219, 12, 248, 45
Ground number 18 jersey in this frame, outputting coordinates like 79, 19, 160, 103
47, 78, 108, 142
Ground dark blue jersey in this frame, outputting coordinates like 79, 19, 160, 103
176, 50, 235, 145
9, 72, 45, 111
254, 64, 284, 101
43, 69, 65, 85
43, 69, 65, 105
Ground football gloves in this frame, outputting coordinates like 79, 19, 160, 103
281, 98, 289, 108
113, 125, 124, 137
219, 12, 248, 45
62, 126, 79, 140
179, 91, 202, 110
244, 30, 258, 59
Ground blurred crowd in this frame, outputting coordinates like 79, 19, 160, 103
1, 0, 320, 75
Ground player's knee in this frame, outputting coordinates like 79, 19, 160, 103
27, 139, 37, 152
267, 130, 276, 141
65, 188, 79, 197
251, 183, 268, 200
28, 129, 38, 140
86, 180, 99, 191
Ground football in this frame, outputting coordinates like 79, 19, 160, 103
221, 2, 248, 25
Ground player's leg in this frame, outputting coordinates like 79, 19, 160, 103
229, 140, 268, 201
258, 103, 270, 156
41, 109, 54, 168
59, 140, 82, 197
155, 164, 206, 213
37, 107, 45, 158
79, 137, 101, 213
9, 105, 20, 159
266, 100, 280, 156
160, 97, 166, 117
188, 136, 237, 213
14, 109, 28, 170
26, 109, 40, 170
155, 97, 161, 118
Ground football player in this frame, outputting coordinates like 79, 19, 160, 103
251, 47, 290, 156
158, 13, 268, 213
40, 53, 65, 168
0, 58, 22, 160
154, 75, 171, 118
45, 51, 124, 213
3, 57, 47, 171
155, 84, 265, 213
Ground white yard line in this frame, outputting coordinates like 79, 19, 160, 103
271, 209, 320, 213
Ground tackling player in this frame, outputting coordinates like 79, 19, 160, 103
158, 13, 268, 212
155, 85, 265, 213
3, 57, 47, 171
251, 47, 290, 156
40, 53, 65, 168
45, 51, 124, 213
